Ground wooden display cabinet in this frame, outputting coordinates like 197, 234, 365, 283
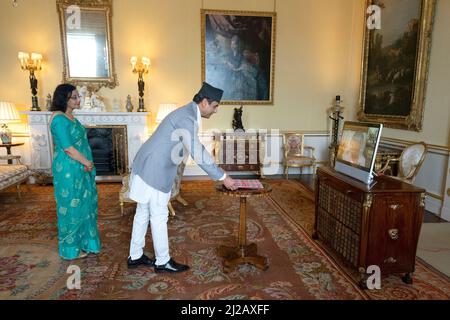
313, 166, 426, 287
213, 132, 265, 176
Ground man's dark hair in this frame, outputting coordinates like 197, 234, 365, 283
51, 83, 76, 113
193, 93, 214, 104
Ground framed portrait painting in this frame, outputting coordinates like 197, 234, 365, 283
201, 9, 276, 105
357, 0, 436, 131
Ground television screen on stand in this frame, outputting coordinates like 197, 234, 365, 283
334, 121, 383, 185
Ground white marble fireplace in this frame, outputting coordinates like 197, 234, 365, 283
22, 111, 149, 177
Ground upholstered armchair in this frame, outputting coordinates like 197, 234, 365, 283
0, 155, 31, 197
119, 161, 188, 217
282, 133, 316, 179
377, 142, 427, 184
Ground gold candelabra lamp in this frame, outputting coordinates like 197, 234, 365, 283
18, 51, 43, 111
328, 95, 345, 166
130, 56, 150, 112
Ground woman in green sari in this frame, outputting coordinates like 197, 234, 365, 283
49, 84, 101, 260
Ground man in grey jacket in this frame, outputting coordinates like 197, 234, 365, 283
127, 82, 236, 273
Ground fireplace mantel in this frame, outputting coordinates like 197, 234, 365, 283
21, 111, 149, 177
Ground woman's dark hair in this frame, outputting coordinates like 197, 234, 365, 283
51, 83, 76, 112
193, 93, 214, 104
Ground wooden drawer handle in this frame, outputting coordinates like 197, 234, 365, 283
384, 257, 397, 264
388, 229, 399, 240
346, 190, 353, 194
389, 204, 403, 210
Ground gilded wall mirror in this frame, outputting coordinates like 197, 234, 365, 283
57, 0, 118, 91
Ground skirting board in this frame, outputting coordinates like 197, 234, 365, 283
441, 204, 450, 222
425, 195, 448, 221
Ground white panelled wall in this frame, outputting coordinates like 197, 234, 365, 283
4, 128, 449, 221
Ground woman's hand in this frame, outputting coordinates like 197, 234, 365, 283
84, 161, 94, 172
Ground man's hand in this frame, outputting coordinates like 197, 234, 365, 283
223, 175, 237, 191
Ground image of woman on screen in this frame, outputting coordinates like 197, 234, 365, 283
341, 132, 367, 167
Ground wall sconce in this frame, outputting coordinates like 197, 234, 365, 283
18, 51, 43, 111
156, 103, 178, 124
130, 56, 151, 112
0, 101, 21, 144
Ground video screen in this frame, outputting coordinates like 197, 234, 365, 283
336, 123, 381, 172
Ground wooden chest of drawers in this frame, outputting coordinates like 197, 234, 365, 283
213, 132, 265, 176
313, 166, 426, 287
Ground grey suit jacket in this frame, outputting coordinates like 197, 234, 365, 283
131, 101, 224, 193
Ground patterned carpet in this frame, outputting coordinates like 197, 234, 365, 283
0, 180, 449, 300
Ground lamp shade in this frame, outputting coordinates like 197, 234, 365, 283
0, 101, 20, 122
156, 103, 177, 123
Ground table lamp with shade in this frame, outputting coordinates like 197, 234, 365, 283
0, 101, 21, 144
156, 103, 178, 124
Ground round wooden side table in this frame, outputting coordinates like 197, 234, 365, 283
0, 143, 24, 164
216, 182, 272, 272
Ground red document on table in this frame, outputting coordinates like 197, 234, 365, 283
233, 179, 264, 189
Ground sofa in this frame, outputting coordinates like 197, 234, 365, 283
0, 155, 32, 197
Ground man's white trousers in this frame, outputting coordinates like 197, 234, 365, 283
128, 174, 171, 265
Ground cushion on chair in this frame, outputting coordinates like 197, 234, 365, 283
285, 156, 315, 165
0, 164, 30, 190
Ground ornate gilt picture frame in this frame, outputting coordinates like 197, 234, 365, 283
357, 0, 436, 131
56, 0, 118, 91
201, 9, 276, 105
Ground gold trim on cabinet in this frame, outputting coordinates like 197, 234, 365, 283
420, 193, 426, 207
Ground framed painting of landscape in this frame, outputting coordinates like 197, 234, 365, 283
357, 0, 436, 131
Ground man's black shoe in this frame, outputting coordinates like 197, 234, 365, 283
154, 258, 189, 273
127, 254, 155, 269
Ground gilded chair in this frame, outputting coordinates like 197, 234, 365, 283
119, 174, 136, 216
377, 142, 427, 184
167, 160, 188, 216
282, 133, 316, 179
119, 161, 188, 217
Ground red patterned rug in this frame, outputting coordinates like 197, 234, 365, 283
0, 180, 448, 300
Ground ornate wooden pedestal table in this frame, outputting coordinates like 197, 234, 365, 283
216, 183, 272, 272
